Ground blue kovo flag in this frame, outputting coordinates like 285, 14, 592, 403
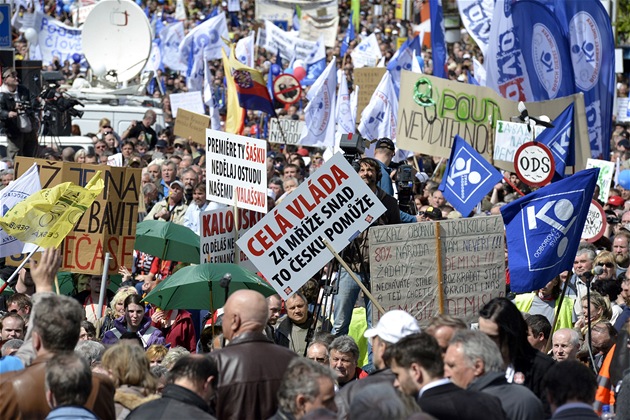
511, 0, 575, 101
301, 37, 326, 87
554, 1, 615, 160
340, 11, 355, 57
438, 135, 503, 217
429, 0, 447, 78
501, 168, 599, 293
299, 57, 337, 149
537, 103, 575, 181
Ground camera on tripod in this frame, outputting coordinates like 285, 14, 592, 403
40, 71, 85, 119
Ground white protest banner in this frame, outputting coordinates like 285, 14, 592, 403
299, 15, 338, 48
263, 20, 297, 61
237, 153, 387, 300
370, 215, 505, 328
269, 118, 306, 145
200, 207, 264, 271
586, 158, 615, 203
351, 33, 382, 68
170, 91, 205, 118
33, 12, 82, 66
493, 120, 545, 164
206, 129, 268, 213
255, 0, 337, 24
617, 97, 630, 123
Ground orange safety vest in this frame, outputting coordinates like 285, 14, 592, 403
594, 343, 616, 415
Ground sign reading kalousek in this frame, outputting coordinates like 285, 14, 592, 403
369, 215, 506, 328
206, 129, 268, 214
12, 158, 141, 275
237, 153, 387, 300
199, 207, 264, 272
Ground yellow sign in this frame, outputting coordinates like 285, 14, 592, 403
174, 108, 211, 145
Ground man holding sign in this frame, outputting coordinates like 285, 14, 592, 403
333, 158, 401, 336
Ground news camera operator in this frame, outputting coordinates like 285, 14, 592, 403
0, 68, 39, 159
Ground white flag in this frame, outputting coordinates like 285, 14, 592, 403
160, 22, 187, 72
358, 71, 398, 142
0, 164, 41, 258
235, 31, 255, 67
336, 74, 354, 136
179, 13, 229, 63
350, 33, 382, 68
204, 56, 222, 130
299, 57, 337, 149
175, 0, 187, 21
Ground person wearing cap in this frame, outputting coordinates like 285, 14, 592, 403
373, 138, 396, 196
146, 179, 188, 225
0, 68, 39, 159
335, 310, 424, 419
418, 206, 442, 222
606, 195, 625, 212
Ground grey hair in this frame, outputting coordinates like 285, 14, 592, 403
349, 383, 407, 420
74, 340, 105, 366
161, 346, 190, 370
1, 339, 23, 355
328, 335, 359, 363
277, 358, 336, 415
553, 328, 581, 347
449, 330, 505, 373
576, 248, 596, 261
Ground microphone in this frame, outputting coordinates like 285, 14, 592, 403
591, 265, 604, 277
517, 101, 555, 131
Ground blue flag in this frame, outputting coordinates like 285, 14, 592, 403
438, 135, 503, 217
429, 0, 447, 78
501, 168, 599, 293
340, 11, 356, 57
511, 0, 576, 101
537, 103, 575, 181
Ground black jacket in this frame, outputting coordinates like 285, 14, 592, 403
0, 85, 38, 137
418, 381, 506, 420
126, 384, 216, 420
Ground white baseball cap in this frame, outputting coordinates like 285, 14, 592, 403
364, 310, 420, 343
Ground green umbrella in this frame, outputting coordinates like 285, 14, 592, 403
142, 263, 277, 310
135, 220, 200, 264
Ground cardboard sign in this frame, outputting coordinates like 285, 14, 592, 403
174, 108, 210, 145
12, 158, 141, 274
199, 207, 264, 271
170, 91, 205, 118
370, 215, 505, 328
237, 153, 387, 300
353, 67, 387, 123
585, 158, 616, 204
268, 118, 306, 145
397, 72, 591, 173
205, 129, 268, 213
493, 120, 546, 164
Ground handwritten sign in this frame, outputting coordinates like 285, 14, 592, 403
493, 120, 546, 164
199, 207, 264, 272
268, 118, 306, 145
397, 72, 591, 173
174, 108, 210, 145
581, 200, 606, 243
237, 153, 386, 300
586, 158, 615, 203
206, 129, 268, 213
12, 158, 140, 274
369, 215, 505, 328
353, 67, 387, 123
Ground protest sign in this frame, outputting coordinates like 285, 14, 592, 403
353, 67, 387, 123
268, 118, 306, 145
33, 12, 83, 66
237, 153, 387, 300
397, 72, 591, 173
586, 158, 615, 204
170, 91, 205, 118
206, 129, 268, 213
255, 0, 337, 26
299, 15, 338, 47
199, 207, 264, 271
370, 215, 505, 328
617, 98, 630, 123
174, 108, 210, 145
11, 158, 141, 275
493, 120, 545, 164
581, 200, 606, 243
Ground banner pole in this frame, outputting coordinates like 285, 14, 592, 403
97, 253, 110, 319
545, 269, 572, 354
435, 221, 445, 314
233, 196, 240, 266
488, 115, 495, 166
0, 246, 41, 294
323, 240, 386, 316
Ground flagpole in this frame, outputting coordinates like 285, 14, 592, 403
0, 246, 41, 294
97, 253, 111, 320
545, 268, 572, 353
435, 221, 445, 314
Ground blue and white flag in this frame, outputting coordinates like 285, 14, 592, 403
340, 10, 355, 57
179, 13, 229, 64
537, 103, 575, 181
456, 0, 493, 56
387, 47, 422, 98
160, 21, 187, 72
0, 164, 41, 258
553, 1, 615, 160
299, 57, 337, 148
350, 33, 382, 68
302, 37, 326, 87
501, 168, 599, 293
336, 74, 354, 136
439, 135, 503, 217
358, 71, 398, 142
235, 31, 255, 67
429, 0, 447, 78
511, 0, 575, 101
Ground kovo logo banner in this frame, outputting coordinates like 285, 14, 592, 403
446, 146, 494, 203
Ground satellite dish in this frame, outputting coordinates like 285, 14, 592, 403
82, 0, 152, 83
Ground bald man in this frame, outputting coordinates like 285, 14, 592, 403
210, 290, 296, 420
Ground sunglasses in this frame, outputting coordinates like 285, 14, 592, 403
597, 262, 615, 268
174, 144, 184, 148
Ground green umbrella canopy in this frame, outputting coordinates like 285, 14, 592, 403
142, 263, 277, 311
135, 220, 200, 264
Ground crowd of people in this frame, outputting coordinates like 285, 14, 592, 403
1, 0, 630, 419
